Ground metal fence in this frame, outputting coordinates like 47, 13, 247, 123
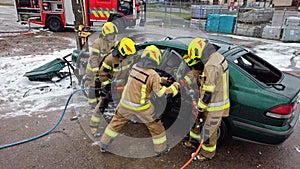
145, 2, 300, 41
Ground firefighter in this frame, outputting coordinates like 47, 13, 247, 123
182, 38, 230, 161
99, 45, 180, 156
89, 37, 136, 138
86, 22, 118, 108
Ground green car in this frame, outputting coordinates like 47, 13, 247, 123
135, 36, 300, 145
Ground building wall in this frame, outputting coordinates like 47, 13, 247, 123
272, 0, 293, 7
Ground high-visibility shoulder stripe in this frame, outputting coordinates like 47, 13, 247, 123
156, 86, 167, 97
201, 144, 216, 152
104, 126, 118, 138
153, 135, 167, 145
102, 62, 112, 70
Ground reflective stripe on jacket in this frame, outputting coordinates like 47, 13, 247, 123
98, 54, 132, 88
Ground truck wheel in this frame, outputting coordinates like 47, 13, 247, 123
46, 15, 64, 32
112, 17, 125, 33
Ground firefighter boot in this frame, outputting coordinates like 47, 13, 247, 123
182, 137, 200, 149
191, 152, 213, 162
155, 145, 170, 157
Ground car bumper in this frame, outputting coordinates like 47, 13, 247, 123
232, 105, 300, 145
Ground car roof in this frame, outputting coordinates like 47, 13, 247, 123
137, 36, 240, 58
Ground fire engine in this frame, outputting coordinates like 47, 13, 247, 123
14, 0, 146, 32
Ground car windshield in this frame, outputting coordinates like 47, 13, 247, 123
233, 52, 282, 84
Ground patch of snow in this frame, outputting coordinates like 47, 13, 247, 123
218, 34, 300, 70
0, 49, 79, 119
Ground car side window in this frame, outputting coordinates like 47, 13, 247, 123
158, 49, 183, 77
233, 52, 282, 84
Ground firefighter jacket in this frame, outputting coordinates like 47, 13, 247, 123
98, 54, 132, 88
197, 52, 230, 117
86, 37, 115, 77
183, 67, 202, 89
119, 64, 179, 112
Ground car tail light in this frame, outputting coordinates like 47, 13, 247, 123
266, 102, 297, 119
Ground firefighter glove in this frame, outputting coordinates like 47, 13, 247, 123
100, 84, 111, 97
160, 77, 168, 84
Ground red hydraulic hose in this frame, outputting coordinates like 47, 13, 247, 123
180, 139, 204, 169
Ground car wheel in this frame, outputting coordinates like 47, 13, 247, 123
217, 118, 231, 146
46, 15, 64, 32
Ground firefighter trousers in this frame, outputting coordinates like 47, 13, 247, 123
87, 76, 101, 107
100, 105, 168, 153
89, 96, 110, 128
189, 111, 223, 158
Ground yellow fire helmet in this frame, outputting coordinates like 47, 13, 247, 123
102, 22, 118, 36
141, 45, 162, 65
113, 37, 136, 57
186, 38, 207, 66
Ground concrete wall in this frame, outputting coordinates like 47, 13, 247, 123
273, 0, 293, 7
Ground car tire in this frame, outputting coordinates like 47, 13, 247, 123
111, 17, 125, 33
46, 15, 64, 32
217, 118, 231, 146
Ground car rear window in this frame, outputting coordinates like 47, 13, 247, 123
233, 52, 282, 84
